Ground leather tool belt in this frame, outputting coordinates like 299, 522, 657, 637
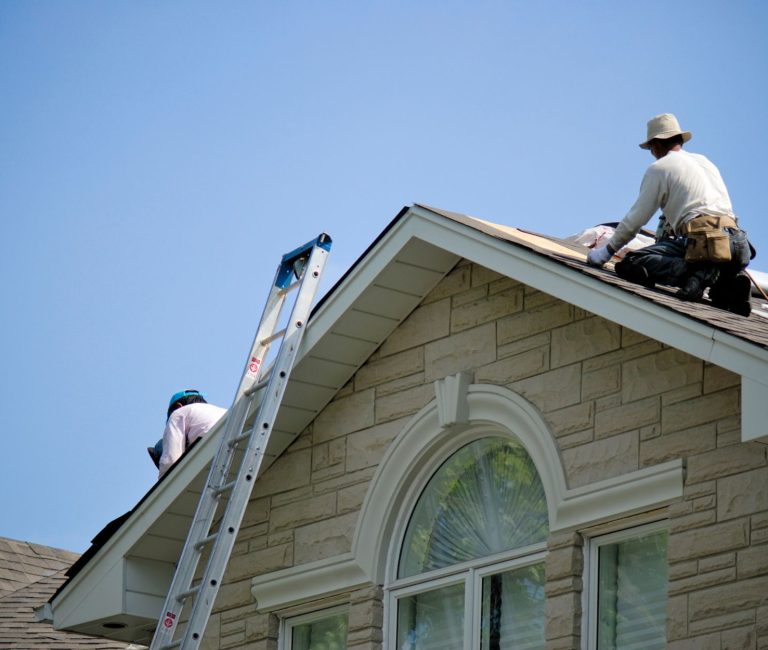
683, 215, 739, 263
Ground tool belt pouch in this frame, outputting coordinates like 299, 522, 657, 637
684, 216, 734, 263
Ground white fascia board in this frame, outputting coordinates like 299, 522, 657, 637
405, 207, 768, 440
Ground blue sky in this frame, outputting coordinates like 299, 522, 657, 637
1, 1, 767, 552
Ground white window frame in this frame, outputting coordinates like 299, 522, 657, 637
280, 604, 350, 650
583, 520, 669, 650
386, 544, 548, 650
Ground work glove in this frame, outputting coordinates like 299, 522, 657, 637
587, 245, 613, 267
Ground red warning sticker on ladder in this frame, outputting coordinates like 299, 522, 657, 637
248, 356, 261, 374
163, 611, 176, 628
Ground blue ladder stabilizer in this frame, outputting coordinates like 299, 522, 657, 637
275, 233, 332, 288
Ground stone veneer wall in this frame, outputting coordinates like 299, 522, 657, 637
207, 260, 768, 650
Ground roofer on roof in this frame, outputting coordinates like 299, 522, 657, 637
587, 113, 755, 316
151, 390, 226, 479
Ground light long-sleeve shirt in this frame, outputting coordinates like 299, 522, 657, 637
159, 402, 227, 478
608, 150, 735, 252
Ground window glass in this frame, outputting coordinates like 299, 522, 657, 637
291, 611, 348, 650
396, 582, 465, 650
399, 438, 548, 578
480, 563, 545, 650
597, 529, 668, 650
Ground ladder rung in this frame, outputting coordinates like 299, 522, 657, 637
213, 481, 236, 498
194, 533, 219, 551
260, 328, 287, 346
228, 430, 252, 447
244, 377, 270, 397
177, 585, 201, 602
277, 281, 300, 297
159, 641, 182, 650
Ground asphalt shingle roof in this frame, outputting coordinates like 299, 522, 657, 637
0, 537, 133, 649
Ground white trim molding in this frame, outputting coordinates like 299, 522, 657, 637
353, 381, 684, 585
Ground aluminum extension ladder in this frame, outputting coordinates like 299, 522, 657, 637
149, 233, 332, 650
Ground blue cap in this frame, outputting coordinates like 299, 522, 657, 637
168, 390, 205, 408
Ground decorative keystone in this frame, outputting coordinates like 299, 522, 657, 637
434, 371, 472, 429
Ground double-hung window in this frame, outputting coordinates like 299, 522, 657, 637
388, 437, 549, 650
586, 522, 669, 650
282, 606, 349, 650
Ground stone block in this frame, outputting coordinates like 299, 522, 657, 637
704, 364, 740, 394
497, 301, 573, 345
545, 402, 594, 438
294, 511, 357, 564
688, 610, 756, 636
312, 466, 376, 495
355, 348, 424, 390
688, 574, 768, 620
375, 371, 425, 397
228, 542, 293, 580
545, 591, 581, 640
550, 317, 621, 368
689, 444, 767, 484
338, 481, 370, 513
622, 326, 649, 347
582, 340, 662, 372
314, 390, 375, 443
621, 348, 702, 402
511, 363, 582, 413
594, 395, 659, 439
668, 566, 736, 596
375, 383, 434, 423
684, 479, 716, 499
669, 560, 698, 580
662, 383, 704, 407
556, 429, 594, 449
424, 322, 496, 382
668, 518, 749, 562
379, 299, 451, 356
737, 546, 768, 579
582, 364, 620, 401
423, 264, 471, 303
215, 578, 253, 611
669, 510, 717, 534
717, 467, 768, 520
668, 634, 720, 650
255, 449, 311, 496
523, 286, 559, 309
667, 593, 688, 640
640, 423, 717, 466
270, 492, 336, 532
471, 264, 505, 286
561, 431, 639, 488
451, 286, 524, 332
661, 389, 739, 434
721, 626, 757, 650
699, 552, 736, 573
545, 544, 583, 580
476, 346, 549, 384
694, 495, 717, 512
244, 612, 279, 641
346, 418, 405, 471
452, 285, 488, 307
498, 331, 550, 359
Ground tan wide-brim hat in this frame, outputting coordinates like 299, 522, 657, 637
639, 113, 693, 149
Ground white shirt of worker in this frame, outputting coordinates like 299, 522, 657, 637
608, 149, 735, 252
158, 403, 227, 478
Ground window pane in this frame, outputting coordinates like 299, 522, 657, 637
597, 530, 668, 650
291, 612, 348, 650
481, 564, 545, 650
397, 582, 464, 650
399, 438, 548, 578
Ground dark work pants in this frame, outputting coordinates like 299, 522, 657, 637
615, 230, 752, 290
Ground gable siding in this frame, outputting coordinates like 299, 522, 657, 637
208, 260, 768, 650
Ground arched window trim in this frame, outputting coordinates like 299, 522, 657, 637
352, 380, 683, 586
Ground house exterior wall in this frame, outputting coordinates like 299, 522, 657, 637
209, 260, 768, 650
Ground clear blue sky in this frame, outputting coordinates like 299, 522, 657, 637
2, 1, 767, 552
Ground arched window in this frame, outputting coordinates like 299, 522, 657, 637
390, 437, 549, 650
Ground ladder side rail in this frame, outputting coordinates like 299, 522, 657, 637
149, 265, 289, 650
178, 243, 330, 649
